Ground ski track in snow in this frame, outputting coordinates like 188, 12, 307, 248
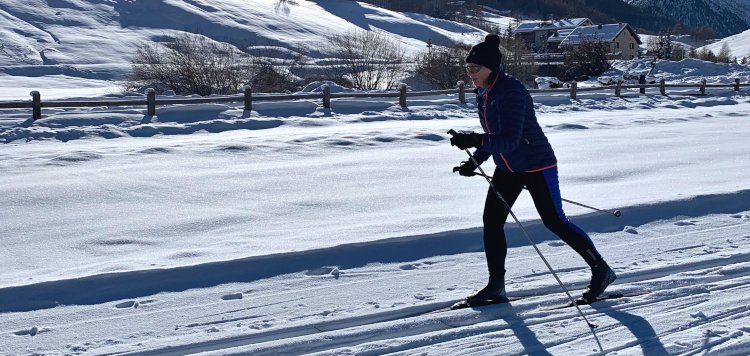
3, 211, 750, 355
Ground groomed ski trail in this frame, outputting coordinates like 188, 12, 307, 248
98, 212, 750, 356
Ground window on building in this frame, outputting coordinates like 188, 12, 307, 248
629, 55, 634, 60
616, 42, 620, 49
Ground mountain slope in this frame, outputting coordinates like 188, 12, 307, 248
0, 0, 483, 77
626, 0, 750, 37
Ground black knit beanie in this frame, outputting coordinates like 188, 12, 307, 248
465, 34, 502, 72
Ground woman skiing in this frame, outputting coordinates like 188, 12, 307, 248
450, 34, 616, 305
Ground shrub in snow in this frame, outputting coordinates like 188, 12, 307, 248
324, 29, 406, 91
129, 33, 253, 96
597, 76, 616, 85
622, 72, 641, 81
535, 77, 562, 89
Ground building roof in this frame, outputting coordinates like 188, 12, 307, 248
547, 29, 574, 43
559, 23, 642, 45
512, 18, 589, 34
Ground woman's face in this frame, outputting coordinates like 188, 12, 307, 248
466, 63, 492, 88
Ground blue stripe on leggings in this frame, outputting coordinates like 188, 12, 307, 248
542, 166, 599, 253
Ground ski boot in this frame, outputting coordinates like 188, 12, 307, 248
466, 278, 507, 306
582, 261, 617, 302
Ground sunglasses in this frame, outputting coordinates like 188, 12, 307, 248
465, 64, 483, 74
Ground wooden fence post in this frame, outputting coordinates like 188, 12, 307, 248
30, 91, 41, 120
323, 85, 331, 108
243, 86, 252, 111
615, 80, 622, 97
735, 78, 741, 92
700, 79, 706, 95
458, 81, 466, 104
399, 84, 407, 107
146, 88, 156, 116
639, 74, 646, 94
570, 81, 577, 100
659, 78, 666, 95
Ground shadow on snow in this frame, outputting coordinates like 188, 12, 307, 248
1, 189, 749, 313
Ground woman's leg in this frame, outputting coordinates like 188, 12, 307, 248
525, 167, 602, 267
482, 167, 525, 279
525, 166, 616, 300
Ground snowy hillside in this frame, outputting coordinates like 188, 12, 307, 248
0, 0, 484, 78
702, 29, 750, 60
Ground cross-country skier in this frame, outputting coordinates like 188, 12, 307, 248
450, 34, 616, 306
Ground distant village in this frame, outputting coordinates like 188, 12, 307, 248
511, 18, 641, 61
441, 2, 643, 61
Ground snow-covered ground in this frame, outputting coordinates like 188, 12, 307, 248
3, 1, 750, 355
2, 59, 750, 354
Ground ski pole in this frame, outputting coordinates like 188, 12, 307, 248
448, 130, 605, 352
469, 172, 621, 217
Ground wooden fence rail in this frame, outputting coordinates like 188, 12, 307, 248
1, 79, 748, 121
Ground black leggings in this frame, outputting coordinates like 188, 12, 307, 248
483, 166, 601, 279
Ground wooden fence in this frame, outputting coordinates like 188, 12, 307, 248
1, 79, 748, 121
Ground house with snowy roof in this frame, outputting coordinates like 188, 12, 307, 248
559, 23, 642, 60
512, 18, 594, 53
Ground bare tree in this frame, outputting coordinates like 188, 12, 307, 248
130, 33, 253, 95
498, 26, 537, 86
246, 45, 307, 93
717, 42, 732, 63
560, 38, 610, 81
646, 35, 660, 57
413, 43, 470, 89
697, 47, 717, 62
325, 29, 407, 90
274, 0, 298, 15
688, 45, 698, 58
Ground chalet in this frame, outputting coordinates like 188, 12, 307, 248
558, 23, 642, 60
512, 18, 594, 53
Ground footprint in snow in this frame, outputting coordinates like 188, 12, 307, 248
400, 264, 418, 270
674, 221, 697, 226
14, 326, 40, 336
414, 294, 434, 301
115, 301, 139, 309
221, 293, 243, 301
306, 266, 340, 279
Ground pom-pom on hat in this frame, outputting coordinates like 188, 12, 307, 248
465, 34, 503, 72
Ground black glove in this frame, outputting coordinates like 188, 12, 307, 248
453, 160, 478, 177
450, 132, 483, 150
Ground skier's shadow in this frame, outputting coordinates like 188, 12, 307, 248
501, 310, 554, 356
588, 303, 669, 355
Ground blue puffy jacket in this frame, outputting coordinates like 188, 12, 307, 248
472, 71, 557, 172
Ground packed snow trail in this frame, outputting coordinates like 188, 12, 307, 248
5, 210, 746, 355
